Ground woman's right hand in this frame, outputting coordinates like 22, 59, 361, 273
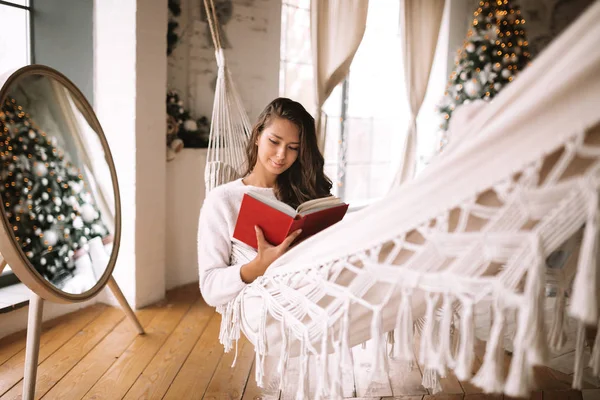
240, 226, 302, 283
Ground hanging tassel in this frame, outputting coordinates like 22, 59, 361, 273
450, 311, 460, 362
573, 321, 586, 390
277, 317, 290, 391
527, 236, 550, 366
329, 336, 343, 400
454, 299, 475, 381
548, 288, 568, 353
218, 302, 233, 351
419, 293, 439, 368
438, 294, 456, 371
369, 308, 388, 383
255, 304, 268, 388
589, 321, 600, 377
422, 367, 442, 393
471, 304, 506, 393
387, 330, 395, 358
391, 289, 414, 366
315, 318, 330, 399
296, 336, 309, 400
505, 236, 548, 397
569, 187, 599, 325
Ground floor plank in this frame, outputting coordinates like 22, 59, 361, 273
542, 389, 583, 400
241, 357, 281, 400
582, 388, 600, 400
203, 334, 256, 400
413, 337, 463, 395
81, 286, 199, 400
42, 307, 159, 400
162, 313, 223, 400
1, 306, 124, 400
0, 305, 104, 367
387, 351, 427, 396
353, 340, 393, 398
0, 304, 106, 397
0, 283, 593, 400
122, 298, 213, 400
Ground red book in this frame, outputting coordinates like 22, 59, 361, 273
233, 192, 349, 249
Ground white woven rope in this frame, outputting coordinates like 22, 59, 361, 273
206, 2, 600, 398
203, 0, 251, 192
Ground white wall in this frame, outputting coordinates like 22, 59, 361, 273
164, 0, 281, 290
165, 149, 207, 290
95, 0, 167, 309
168, 0, 282, 123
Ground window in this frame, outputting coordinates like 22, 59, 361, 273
280, 0, 449, 206
0, 0, 32, 289
0, 1, 33, 72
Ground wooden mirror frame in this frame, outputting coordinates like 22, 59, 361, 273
0, 64, 122, 303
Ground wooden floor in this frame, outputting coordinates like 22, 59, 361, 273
0, 283, 598, 400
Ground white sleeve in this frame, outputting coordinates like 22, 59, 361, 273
197, 194, 248, 307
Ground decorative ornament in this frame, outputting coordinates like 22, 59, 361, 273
73, 216, 84, 229
43, 230, 59, 246
464, 79, 482, 97
501, 69, 511, 78
80, 203, 97, 223
466, 43, 476, 53
34, 163, 48, 177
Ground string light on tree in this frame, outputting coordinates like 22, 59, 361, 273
0, 98, 110, 285
436, 0, 531, 146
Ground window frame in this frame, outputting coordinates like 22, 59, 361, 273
0, 0, 33, 289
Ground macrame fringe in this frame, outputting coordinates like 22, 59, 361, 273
569, 186, 599, 325
471, 304, 506, 393
454, 299, 475, 381
573, 321, 586, 390
422, 368, 442, 393
548, 288, 568, 352
504, 237, 548, 398
438, 294, 456, 370
590, 321, 600, 377
369, 308, 388, 382
419, 293, 441, 372
390, 289, 414, 367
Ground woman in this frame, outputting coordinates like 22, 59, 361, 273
197, 97, 332, 307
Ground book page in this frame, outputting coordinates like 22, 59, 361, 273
247, 191, 297, 217
296, 196, 344, 215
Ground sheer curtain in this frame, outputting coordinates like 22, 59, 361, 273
391, 0, 446, 187
311, 0, 369, 153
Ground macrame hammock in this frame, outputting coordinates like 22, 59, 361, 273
203, 2, 600, 398
203, 0, 251, 192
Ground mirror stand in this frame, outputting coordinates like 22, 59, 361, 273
11, 269, 145, 400
0, 65, 147, 400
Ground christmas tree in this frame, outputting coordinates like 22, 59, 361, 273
0, 98, 110, 286
437, 0, 531, 141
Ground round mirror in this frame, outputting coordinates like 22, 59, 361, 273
0, 65, 121, 302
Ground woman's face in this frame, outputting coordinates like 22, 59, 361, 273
255, 117, 300, 177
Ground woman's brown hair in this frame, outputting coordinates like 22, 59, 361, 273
245, 97, 332, 208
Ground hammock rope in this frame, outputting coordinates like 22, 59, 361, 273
203, 0, 252, 193
209, 3, 600, 398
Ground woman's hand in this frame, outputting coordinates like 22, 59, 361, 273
240, 226, 302, 283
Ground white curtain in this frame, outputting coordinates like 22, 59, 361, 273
391, 0, 446, 187
311, 0, 369, 153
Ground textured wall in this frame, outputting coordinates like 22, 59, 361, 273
168, 0, 281, 123
518, 0, 594, 56
447, 0, 594, 72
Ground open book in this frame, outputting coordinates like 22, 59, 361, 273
233, 191, 349, 249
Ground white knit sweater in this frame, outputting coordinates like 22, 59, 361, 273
197, 178, 276, 307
